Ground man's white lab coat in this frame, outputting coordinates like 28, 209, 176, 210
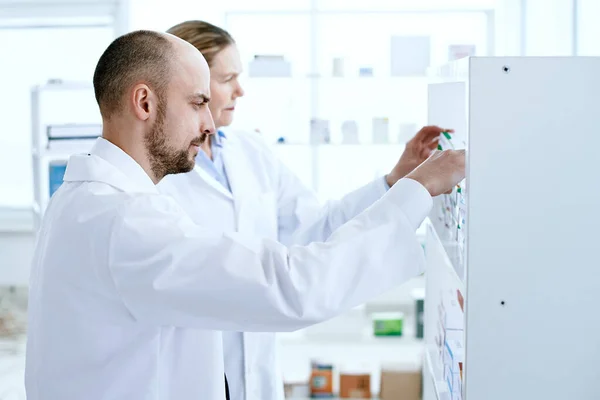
158, 130, 403, 400
25, 137, 432, 400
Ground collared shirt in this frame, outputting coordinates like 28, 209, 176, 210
195, 130, 231, 193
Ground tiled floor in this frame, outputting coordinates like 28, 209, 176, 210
0, 337, 26, 400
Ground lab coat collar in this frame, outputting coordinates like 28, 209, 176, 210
190, 130, 234, 200
63, 137, 158, 194
191, 164, 234, 200
189, 129, 256, 209
221, 134, 259, 229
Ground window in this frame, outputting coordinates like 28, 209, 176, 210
0, 22, 114, 206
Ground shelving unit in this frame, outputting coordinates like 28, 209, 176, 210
423, 56, 600, 400
31, 81, 101, 227
227, 8, 494, 133
424, 348, 450, 400
225, 2, 495, 204
281, 333, 424, 396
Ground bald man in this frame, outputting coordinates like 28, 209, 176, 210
25, 30, 465, 400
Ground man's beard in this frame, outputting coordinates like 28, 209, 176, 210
144, 101, 199, 181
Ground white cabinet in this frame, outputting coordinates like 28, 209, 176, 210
424, 56, 600, 400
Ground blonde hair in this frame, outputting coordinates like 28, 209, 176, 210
167, 20, 235, 67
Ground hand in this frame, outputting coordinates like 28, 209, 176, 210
405, 150, 466, 197
386, 126, 453, 187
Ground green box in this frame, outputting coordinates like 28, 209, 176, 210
372, 312, 404, 336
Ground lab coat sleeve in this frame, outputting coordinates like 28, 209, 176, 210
275, 156, 390, 246
107, 178, 432, 332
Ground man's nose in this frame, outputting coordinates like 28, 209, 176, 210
202, 110, 216, 135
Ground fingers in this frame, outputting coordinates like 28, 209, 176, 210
415, 126, 455, 143
417, 138, 443, 160
418, 126, 445, 142
425, 137, 440, 150
420, 146, 435, 160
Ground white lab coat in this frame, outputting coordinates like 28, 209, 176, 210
25, 137, 432, 400
157, 130, 399, 400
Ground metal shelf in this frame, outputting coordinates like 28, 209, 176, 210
426, 222, 465, 293
279, 333, 424, 347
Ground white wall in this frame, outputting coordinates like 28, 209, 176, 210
494, 0, 523, 56
525, 0, 574, 56
577, 0, 600, 55
494, 0, 580, 57
128, 0, 227, 31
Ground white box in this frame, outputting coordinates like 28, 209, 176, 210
310, 119, 330, 145
372, 117, 389, 144
248, 55, 291, 77
341, 120, 359, 144
448, 44, 476, 62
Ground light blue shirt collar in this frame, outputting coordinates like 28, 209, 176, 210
195, 130, 231, 193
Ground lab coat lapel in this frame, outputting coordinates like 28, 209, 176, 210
221, 137, 255, 232
191, 164, 234, 200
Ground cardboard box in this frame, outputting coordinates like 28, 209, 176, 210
379, 365, 422, 400
340, 373, 371, 398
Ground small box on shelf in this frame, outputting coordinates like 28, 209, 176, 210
310, 360, 334, 398
248, 55, 292, 77
310, 119, 331, 145
372, 118, 389, 144
339, 371, 371, 399
380, 363, 422, 400
371, 312, 403, 337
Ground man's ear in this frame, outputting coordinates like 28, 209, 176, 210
131, 83, 155, 121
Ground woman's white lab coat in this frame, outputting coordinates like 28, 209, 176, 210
25, 137, 431, 400
157, 130, 415, 400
